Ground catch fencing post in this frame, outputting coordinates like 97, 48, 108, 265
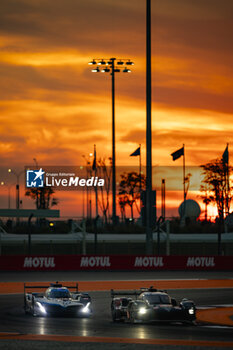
82, 219, 86, 255
166, 220, 170, 256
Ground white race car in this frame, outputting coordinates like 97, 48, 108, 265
24, 282, 92, 317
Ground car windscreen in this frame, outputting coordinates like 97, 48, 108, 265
48, 289, 71, 299
145, 294, 170, 305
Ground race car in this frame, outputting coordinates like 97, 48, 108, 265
111, 286, 196, 324
24, 282, 92, 317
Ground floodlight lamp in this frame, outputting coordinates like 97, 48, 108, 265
101, 68, 110, 73
126, 61, 134, 65
98, 60, 106, 65
117, 60, 124, 65
8, 169, 12, 173
106, 61, 112, 65
92, 67, 100, 72
88, 60, 96, 65
114, 68, 120, 72
123, 68, 131, 73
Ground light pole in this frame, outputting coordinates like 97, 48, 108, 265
8, 169, 24, 210
79, 165, 85, 219
88, 58, 134, 224
82, 153, 93, 219
1, 182, 14, 209
146, 0, 153, 254
33, 158, 39, 209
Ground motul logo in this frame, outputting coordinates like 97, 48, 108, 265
23, 257, 55, 268
186, 257, 215, 267
134, 257, 164, 267
80, 256, 111, 267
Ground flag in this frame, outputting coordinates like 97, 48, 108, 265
130, 147, 140, 157
222, 145, 229, 164
171, 146, 184, 161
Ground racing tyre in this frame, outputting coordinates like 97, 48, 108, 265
31, 297, 36, 316
24, 296, 29, 315
112, 310, 117, 322
129, 309, 136, 324
111, 309, 121, 322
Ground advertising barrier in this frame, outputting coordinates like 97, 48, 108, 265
0, 255, 232, 271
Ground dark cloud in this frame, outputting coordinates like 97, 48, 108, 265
154, 17, 233, 57
1, 0, 233, 114
121, 128, 233, 146
3, 60, 232, 116
120, 129, 145, 144
153, 86, 233, 114
0, 0, 145, 55
1, 0, 233, 60
0, 133, 25, 143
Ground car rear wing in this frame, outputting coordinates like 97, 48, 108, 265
111, 286, 167, 299
111, 289, 141, 299
24, 282, 79, 295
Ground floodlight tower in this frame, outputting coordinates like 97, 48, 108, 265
88, 58, 134, 224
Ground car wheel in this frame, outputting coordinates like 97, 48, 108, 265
129, 309, 136, 324
24, 298, 29, 315
31, 298, 36, 316
112, 309, 117, 322
112, 309, 121, 322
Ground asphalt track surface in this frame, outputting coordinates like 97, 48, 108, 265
0, 271, 233, 349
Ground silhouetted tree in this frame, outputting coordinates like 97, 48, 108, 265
199, 184, 214, 221
118, 194, 128, 221
200, 158, 232, 220
25, 187, 58, 209
97, 157, 112, 224
118, 171, 146, 220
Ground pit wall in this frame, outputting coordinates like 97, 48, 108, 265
0, 255, 232, 271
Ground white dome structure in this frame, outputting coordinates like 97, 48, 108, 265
178, 199, 201, 221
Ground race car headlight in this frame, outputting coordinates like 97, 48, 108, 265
36, 302, 47, 315
81, 302, 91, 313
138, 307, 147, 315
188, 307, 194, 315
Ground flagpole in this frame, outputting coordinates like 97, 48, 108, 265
146, 0, 153, 255
226, 143, 229, 215
94, 144, 98, 218
94, 144, 98, 254
183, 144, 186, 222
183, 144, 185, 202
139, 144, 142, 198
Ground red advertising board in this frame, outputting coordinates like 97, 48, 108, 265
0, 255, 232, 271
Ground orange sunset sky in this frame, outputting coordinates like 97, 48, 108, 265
0, 0, 233, 218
